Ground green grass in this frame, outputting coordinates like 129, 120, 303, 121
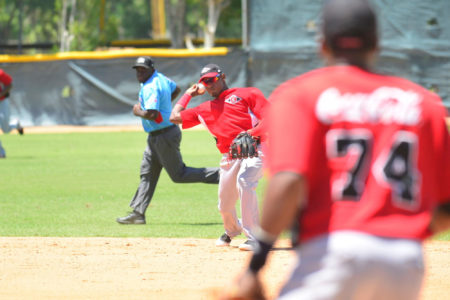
0, 129, 448, 241
0, 130, 267, 238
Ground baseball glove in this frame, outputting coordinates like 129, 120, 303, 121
229, 132, 259, 159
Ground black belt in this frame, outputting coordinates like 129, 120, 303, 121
149, 124, 176, 137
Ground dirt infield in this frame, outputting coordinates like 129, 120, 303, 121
0, 237, 448, 300
4, 125, 449, 299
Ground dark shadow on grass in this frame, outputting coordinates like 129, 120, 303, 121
3, 156, 36, 160
179, 222, 223, 226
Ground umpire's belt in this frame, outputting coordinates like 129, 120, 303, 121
149, 124, 176, 137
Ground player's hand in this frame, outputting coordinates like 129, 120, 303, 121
186, 83, 205, 97
219, 270, 266, 300
429, 203, 450, 234
132, 104, 141, 116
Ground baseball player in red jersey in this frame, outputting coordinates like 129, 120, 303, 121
0, 68, 24, 158
222, 0, 450, 299
170, 64, 269, 251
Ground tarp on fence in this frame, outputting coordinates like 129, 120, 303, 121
1, 50, 246, 126
1, 0, 449, 127
248, 0, 450, 107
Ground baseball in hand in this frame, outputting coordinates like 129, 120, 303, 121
197, 83, 206, 95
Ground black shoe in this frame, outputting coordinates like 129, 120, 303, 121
116, 211, 146, 224
215, 233, 232, 247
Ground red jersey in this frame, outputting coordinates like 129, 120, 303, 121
0, 69, 12, 101
180, 87, 269, 153
268, 65, 450, 243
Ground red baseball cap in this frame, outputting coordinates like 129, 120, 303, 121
198, 63, 223, 82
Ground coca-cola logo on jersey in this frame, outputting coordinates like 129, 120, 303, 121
316, 87, 422, 125
225, 95, 242, 104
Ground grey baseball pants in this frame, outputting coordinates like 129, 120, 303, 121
130, 125, 220, 215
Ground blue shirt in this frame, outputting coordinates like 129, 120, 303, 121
138, 70, 177, 133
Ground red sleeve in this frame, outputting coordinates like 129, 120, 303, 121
247, 88, 268, 120
0, 70, 12, 85
436, 113, 450, 204
247, 119, 266, 140
267, 82, 322, 176
247, 88, 269, 138
180, 106, 201, 129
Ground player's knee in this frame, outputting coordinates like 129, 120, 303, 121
166, 165, 188, 183
217, 203, 234, 214
217, 202, 225, 212
237, 175, 258, 190
169, 175, 183, 183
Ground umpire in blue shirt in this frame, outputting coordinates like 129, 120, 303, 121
117, 56, 220, 224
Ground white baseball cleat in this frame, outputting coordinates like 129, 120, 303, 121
239, 239, 257, 251
215, 233, 231, 247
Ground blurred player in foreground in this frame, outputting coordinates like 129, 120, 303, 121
116, 57, 219, 225
222, 0, 450, 299
0, 68, 24, 158
170, 64, 269, 251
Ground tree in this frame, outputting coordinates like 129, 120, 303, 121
164, 0, 187, 48
0, 0, 241, 53
59, 0, 76, 52
0, 0, 60, 54
184, 0, 239, 49
0, 0, 19, 47
204, 0, 230, 48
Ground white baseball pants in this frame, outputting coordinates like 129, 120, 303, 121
0, 99, 20, 157
217, 148, 264, 240
0, 99, 19, 134
279, 231, 424, 300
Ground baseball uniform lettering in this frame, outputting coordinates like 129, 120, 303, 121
316, 87, 422, 125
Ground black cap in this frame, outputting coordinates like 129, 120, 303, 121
132, 56, 154, 69
199, 63, 223, 82
322, 0, 377, 51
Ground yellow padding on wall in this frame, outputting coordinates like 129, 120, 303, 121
0, 47, 229, 63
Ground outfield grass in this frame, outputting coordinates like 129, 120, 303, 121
0, 129, 448, 240
0, 130, 267, 238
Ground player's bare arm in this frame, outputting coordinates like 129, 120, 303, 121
169, 104, 184, 124
259, 172, 306, 238
222, 270, 265, 300
222, 172, 306, 300
171, 86, 181, 101
132, 104, 159, 121
429, 202, 450, 234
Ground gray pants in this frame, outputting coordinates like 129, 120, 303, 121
130, 125, 220, 215
0, 98, 20, 157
